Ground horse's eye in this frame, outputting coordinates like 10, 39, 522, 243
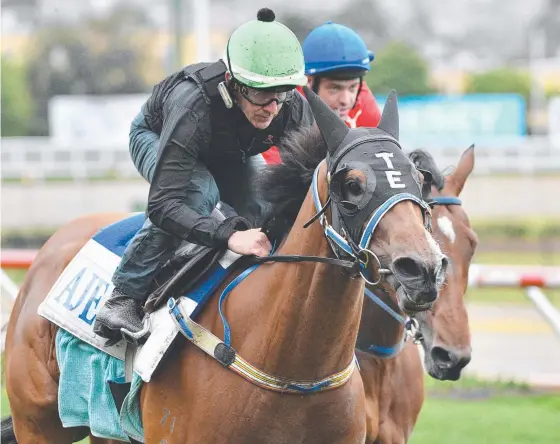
345, 178, 363, 196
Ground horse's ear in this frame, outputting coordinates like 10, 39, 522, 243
377, 89, 399, 141
446, 144, 475, 196
302, 86, 349, 156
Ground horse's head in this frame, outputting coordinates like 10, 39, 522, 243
410, 146, 477, 380
304, 87, 447, 313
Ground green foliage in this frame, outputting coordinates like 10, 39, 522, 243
471, 218, 560, 241
3, 269, 27, 285
1, 58, 34, 136
25, 6, 151, 135
466, 68, 531, 103
546, 88, 560, 99
365, 40, 435, 96
473, 249, 559, 266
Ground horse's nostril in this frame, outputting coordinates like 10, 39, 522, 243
435, 255, 449, 285
440, 256, 449, 275
431, 346, 472, 372
393, 257, 424, 279
431, 346, 456, 368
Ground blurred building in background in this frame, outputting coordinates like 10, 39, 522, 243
2, 0, 560, 188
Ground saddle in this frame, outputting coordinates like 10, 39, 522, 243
144, 244, 222, 314
144, 201, 240, 314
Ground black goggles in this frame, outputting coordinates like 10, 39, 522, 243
234, 82, 293, 107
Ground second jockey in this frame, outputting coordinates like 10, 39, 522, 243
300, 21, 381, 128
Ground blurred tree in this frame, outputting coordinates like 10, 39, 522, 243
332, 0, 390, 50
26, 4, 153, 135
404, 0, 434, 45
279, 13, 321, 42
2, 0, 36, 5
2, 0, 38, 23
365, 41, 434, 96
466, 69, 531, 103
534, 0, 560, 57
1, 58, 34, 136
281, 0, 390, 48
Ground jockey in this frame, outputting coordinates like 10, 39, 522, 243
300, 21, 381, 128
93, 8, 313, 340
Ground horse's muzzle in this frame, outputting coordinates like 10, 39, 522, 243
427, 345, 472, 381
392, 254, 448, 312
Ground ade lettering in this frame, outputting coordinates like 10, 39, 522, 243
53, 267, 111, 325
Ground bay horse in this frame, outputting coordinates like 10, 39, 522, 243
4, 88, 447, 444
85, 147, 476, 444
1, 149, 474, 444
357, 146, 477, 444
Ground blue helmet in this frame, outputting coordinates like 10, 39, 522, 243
302, 21, 374, 76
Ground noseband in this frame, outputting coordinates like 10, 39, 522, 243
429, 196, 462, 206
362, 195, 462, 358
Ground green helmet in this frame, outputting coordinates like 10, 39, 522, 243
226, 8, 307, 90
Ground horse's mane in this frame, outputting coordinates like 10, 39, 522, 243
408, 149, 445, 190
258, 126, 327, 238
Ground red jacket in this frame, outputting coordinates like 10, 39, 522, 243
344, 83, 382, 128
259, 83, 381, 164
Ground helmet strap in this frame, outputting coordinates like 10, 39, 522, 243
353, 78, 363, 110
221, 73, 244, 110
311, 76, 320, 94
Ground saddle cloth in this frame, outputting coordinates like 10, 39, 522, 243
38, 211, 243, 382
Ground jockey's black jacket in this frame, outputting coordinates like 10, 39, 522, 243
141, 60, 315, 248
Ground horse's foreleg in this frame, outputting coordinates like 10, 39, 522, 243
376, 425, 408, 444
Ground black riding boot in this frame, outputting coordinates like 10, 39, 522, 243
93, 288, 145, 341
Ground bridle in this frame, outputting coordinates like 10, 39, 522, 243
166, 86, 453, 393
256, 142, 433, 287
306, 157, 431, 285
167, 151, 444, 393
362, 194, 462, 357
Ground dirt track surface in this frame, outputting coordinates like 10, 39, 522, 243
462, 303, 560, 388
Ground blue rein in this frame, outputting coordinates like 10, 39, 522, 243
218, 263, 261, 346
217, 165, 463, 360
364, 288, 407, 358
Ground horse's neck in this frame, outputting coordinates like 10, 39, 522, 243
240, 188, 364, 379
357, 290, 405, 354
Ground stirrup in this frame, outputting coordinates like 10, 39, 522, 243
120, 314, 152, 345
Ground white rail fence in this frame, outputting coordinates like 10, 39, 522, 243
2, 136, 560, 180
